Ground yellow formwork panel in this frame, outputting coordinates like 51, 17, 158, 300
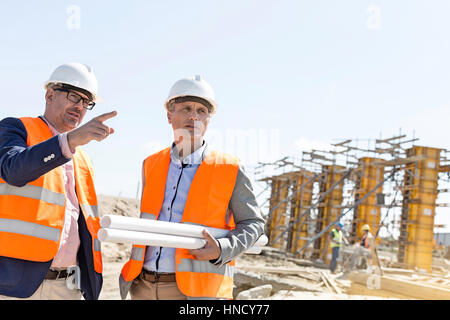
353, 157, 385, 243
316, 165, 345, 263
268, 178, 281, 247
269, 178, 290, 249
289, 171, 313, 256
268, 179, 280, 241
402, 146, 440, 273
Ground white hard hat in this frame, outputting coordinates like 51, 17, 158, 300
44, 62, 102, 102
165, 75, 217, 114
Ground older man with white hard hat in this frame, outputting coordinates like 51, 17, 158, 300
119, 75, 266, 300
0, 63, 117, 300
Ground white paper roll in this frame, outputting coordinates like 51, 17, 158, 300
242, 246, 263, 254
100, 215, 228, 239
98, 228, 265, 254
100, 214, 268, 247
98, 228, 206, 249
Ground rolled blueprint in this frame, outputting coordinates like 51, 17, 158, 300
100, 214, 268, 247
97, 228, 263, 254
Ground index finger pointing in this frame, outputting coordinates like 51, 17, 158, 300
96, 111, 118, 122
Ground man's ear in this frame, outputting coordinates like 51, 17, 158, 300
167, 110, 172, 124
45, 88, 54, 105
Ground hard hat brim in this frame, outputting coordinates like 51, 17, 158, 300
44, 81, 102, 103
165, 95, 217, 114
165, 95, 215, 113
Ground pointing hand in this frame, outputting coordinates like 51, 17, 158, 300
67, 111, 117, 151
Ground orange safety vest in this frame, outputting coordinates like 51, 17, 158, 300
0, 117, 102, 273
361, 234, 370, 249
121, 147, 239, 299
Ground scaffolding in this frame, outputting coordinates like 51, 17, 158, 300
351, 157, 385, 245
398, 146, 441, 272
314, 165, 346, 263
287, 170, 314, 256
258, 132, 450, 273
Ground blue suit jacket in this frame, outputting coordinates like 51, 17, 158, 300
0, 116, 102, 299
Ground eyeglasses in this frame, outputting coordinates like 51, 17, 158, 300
54, 88, 95, 110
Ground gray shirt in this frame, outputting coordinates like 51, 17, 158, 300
215, 165, 266, 266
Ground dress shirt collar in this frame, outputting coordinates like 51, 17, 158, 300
170, 140, 207, 166
40, 116, 60, 136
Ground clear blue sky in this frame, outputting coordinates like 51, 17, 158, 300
1, 1, 449, 230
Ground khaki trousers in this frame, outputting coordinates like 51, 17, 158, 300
0, 279, 82, 300
130, 273, 187, 300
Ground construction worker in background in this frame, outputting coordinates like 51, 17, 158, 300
329, 222, 348, 273
361, 224, 376, 271
361, 224, 374, 249
350, 224, 375, 272
120, 75, 266, 300
0, 63, 117, 300
434, 240, 446, 258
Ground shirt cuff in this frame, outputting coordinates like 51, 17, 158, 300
58, 132, 75, 159
210, 238, 233, 267
209, 239, 224, 265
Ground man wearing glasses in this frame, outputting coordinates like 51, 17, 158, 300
0, 63, 117, 300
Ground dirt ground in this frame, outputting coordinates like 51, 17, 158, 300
97, 195, 450, 300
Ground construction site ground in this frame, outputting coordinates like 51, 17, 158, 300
98, 195, 450, 300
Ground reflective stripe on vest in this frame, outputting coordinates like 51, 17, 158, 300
177, 258, 235, 278
140, 212, 156, 220
73, 145, 103, 273
128, 212, 156, 262
94, 238, 102, 251
0, 118, 65, 261
120, 147, 239, 299
63, 121, 103, 274
0, 218, 60, 241
119, 211, 156, 286
130, 246, 145, 261
0, 183, 66, 206
80, 204, 99, 218
0, 117, 102, 271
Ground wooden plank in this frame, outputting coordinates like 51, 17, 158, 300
426, 277, 443, 284
238, 266, 320, 282
296, 273, 321, 282
322, 272, 342, 295
328, 278, 343, 295
347, 271, 450, 300
313, 281, 325, 288
320, 273, 333, 293
303, 270, 323, 282
381, 267, 415, 275
331, 272, 344, 280
346, 281, 413, 299
334, 279, 351, 288
234, 269, 322, 293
